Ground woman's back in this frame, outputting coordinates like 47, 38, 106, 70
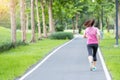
85, 26, 99, 44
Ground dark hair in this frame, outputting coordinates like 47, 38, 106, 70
91, 19, 95, 26
84, 19, 95, 27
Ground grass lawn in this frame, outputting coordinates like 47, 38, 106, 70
100, 31, 120, 80
0, 27, 31, 45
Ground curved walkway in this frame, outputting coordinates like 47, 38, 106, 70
19, 35, 111, 80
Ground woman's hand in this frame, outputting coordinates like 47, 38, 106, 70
83, 34, 87, 38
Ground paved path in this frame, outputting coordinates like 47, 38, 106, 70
19, 36, 109, 80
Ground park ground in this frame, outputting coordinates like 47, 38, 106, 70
0, 27, 120, 80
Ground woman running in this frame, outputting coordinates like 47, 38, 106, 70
83, 19, 100, 71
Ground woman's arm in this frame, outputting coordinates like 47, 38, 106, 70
97, 29, 100, 43
83, 34, 87, 38
83, 31, 87, 38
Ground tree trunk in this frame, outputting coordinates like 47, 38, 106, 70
10, 0, 16, 45
25, 3, 29, 32
75, 13, 79, 34
26, 13, 29, 31
75, 13, 79, 30
31, 0, 36, 42
99, 17, 102, 31
48, 0, 55, 33
20, 0, 26, 42
106, 17, 109, 32
40, 0, 47, 38
118, 3, 120, 38
72, 17, 75, 34
36, 0, 42, 40
96, 17, 100, 29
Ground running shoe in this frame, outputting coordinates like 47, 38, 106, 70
92, 67, 97, 71
90, 62, 93, 71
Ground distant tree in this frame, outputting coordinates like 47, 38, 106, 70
40, 0, 47, 38
75, 13, 79, 31
118, 2, 120, 38
25, 0, 31, 31
31, 0, 36, 42
35, 0, 42, 40
10, 0, 16, 45
20, 0, 26, 42
48, 0, 55, 33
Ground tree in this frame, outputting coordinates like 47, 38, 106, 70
20, 0, 26, 42
103, 3, 115, 32
75, 13, 79, 31
25, 0, 31, 31
118, 2, 120, 38
40, 0, 47, 38
72, 17, 75, 34
10, 0, 16, 45
35, 0, 42, 40
31, 0, 36, 42
48, 0, 55, 33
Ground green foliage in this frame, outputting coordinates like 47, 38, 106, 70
0, 42, 13, 52
16, 18, 21, 29
49, 32, 73, 40
55, 25, 65, 31
0, 41, 28, 52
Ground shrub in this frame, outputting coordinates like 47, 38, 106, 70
0, 41, 28, 52
49, 32, 73, 40
55, 25, 65, 32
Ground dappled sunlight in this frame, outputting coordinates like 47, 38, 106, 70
102, 30, 115, 39
0, 0, 10, 27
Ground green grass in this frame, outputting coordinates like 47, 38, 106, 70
0, 39, 68, 80
100, 31, 120, 80
0, 27, 11, 45
0, 26, 31, 45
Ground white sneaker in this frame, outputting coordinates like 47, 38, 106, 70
90, 62, 93, 71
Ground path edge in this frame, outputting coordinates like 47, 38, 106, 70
98, 48, 112, 80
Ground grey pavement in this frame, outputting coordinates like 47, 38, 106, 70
19, 36, 107, 80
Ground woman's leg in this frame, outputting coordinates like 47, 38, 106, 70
87, 45, 93, 62
87, 45, 93, 70
88, 56, 93, 64
92, 44, 98, 67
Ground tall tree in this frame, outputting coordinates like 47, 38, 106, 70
20, 0, 26, 42
72, 17, 75, 34
31, 0, 36, 42
25, 0, 31, 31
40, 0, 47, 38
10, 0, 16, 45
35, 0, 42, 40
48, 0, 55, 33
118, 2, 120, 38
26, 13, 29, 31
75, 13, 79, 32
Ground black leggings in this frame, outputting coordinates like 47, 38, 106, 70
87, 44, 98, 61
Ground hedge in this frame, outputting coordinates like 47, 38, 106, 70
49, 32, 73, 40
